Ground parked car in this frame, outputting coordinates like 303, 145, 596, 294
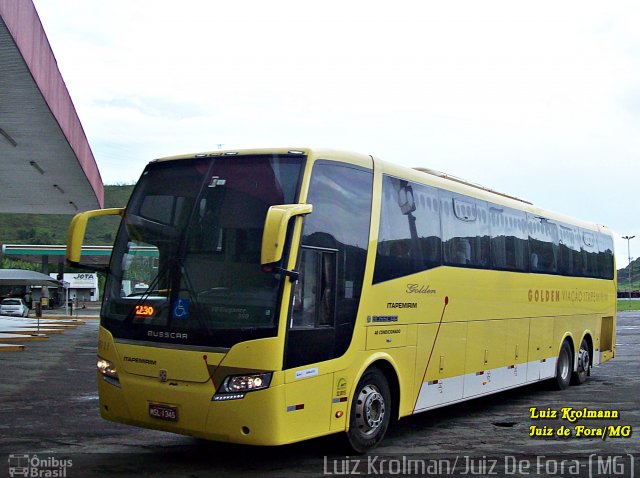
0, 298, 29, 317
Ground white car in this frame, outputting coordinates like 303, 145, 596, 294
0, 298, 29, 317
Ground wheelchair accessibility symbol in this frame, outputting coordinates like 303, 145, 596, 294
172, 299, 190, 319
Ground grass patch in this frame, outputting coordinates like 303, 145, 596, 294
617, 300, 640, 311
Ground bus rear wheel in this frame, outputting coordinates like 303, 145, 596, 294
571, 339, 590, 385
555, 341, 572, 390
346, 368, 391, 454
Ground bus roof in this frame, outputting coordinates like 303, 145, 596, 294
373, 156, 611, 235
152, 147, 611, 236
153, 147, 373, 168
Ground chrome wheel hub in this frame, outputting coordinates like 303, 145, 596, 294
559, 352, 570, 380
578, 347, 590, 373
355, 384, 386, 436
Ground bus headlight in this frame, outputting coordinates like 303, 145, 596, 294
221, 372, 272, 392
97, 357, 120, 386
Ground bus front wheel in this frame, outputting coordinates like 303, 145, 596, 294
346, 368, 391, 453
555, 341, 572, 390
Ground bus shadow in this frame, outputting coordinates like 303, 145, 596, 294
79, 381, 565, 476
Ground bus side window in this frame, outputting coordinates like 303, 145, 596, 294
579, 230, 600, 278
596, 233, 614, 280
528, 215, 558, 274
489, 205, 529, 272
441, 192, 490, 269
373, 175, 442, 283
557, 224, 578, 276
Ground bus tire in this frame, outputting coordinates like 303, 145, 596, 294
555, 341, 572, 390
571, 338, 590, 385
346, 368, 391, 454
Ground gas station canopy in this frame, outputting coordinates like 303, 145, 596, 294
0, 268, 61, 287
0, 2, 103, 214
2, 244, 113, 267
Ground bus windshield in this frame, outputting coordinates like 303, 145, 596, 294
102, 154, 304, 348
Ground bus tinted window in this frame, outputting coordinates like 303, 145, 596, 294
301, 163, 372, 254
557, 224, 579, 276
577, 230, 599, 278
441, 192, 489, 268
374, 176, 441, 283
528, 216, 558, 274
373, 175, 614, 282
597, 233, 614, 280
489, 205, 529, 272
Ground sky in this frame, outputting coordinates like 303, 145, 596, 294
31, 0, 640, 265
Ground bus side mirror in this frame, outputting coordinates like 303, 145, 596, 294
66, 208, 125, 268
261, 204, 313, 266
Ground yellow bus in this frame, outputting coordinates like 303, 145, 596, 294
66, 148, 616, 452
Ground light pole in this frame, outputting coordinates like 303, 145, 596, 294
622, 235, 635, 300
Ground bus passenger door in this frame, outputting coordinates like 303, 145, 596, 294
285, 246, 337, 368
282, 246, 337, 440
281, 160, 372, 437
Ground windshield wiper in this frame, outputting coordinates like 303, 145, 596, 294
126, 214, 179, 239
127, 289, 170, 297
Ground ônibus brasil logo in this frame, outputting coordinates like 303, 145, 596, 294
8, 454, 72, 477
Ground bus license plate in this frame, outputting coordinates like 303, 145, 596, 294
149, 403, 178, 422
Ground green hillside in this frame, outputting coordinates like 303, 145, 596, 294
0, 184, 134, 247
618, 257, 640, 292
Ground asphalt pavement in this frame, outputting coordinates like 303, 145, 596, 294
0, 312, 638, 477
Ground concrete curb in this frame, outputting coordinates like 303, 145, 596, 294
0, 315, 89, 353
0, 343, 25, 352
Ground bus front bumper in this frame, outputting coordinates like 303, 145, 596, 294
98, 371, 292, 446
